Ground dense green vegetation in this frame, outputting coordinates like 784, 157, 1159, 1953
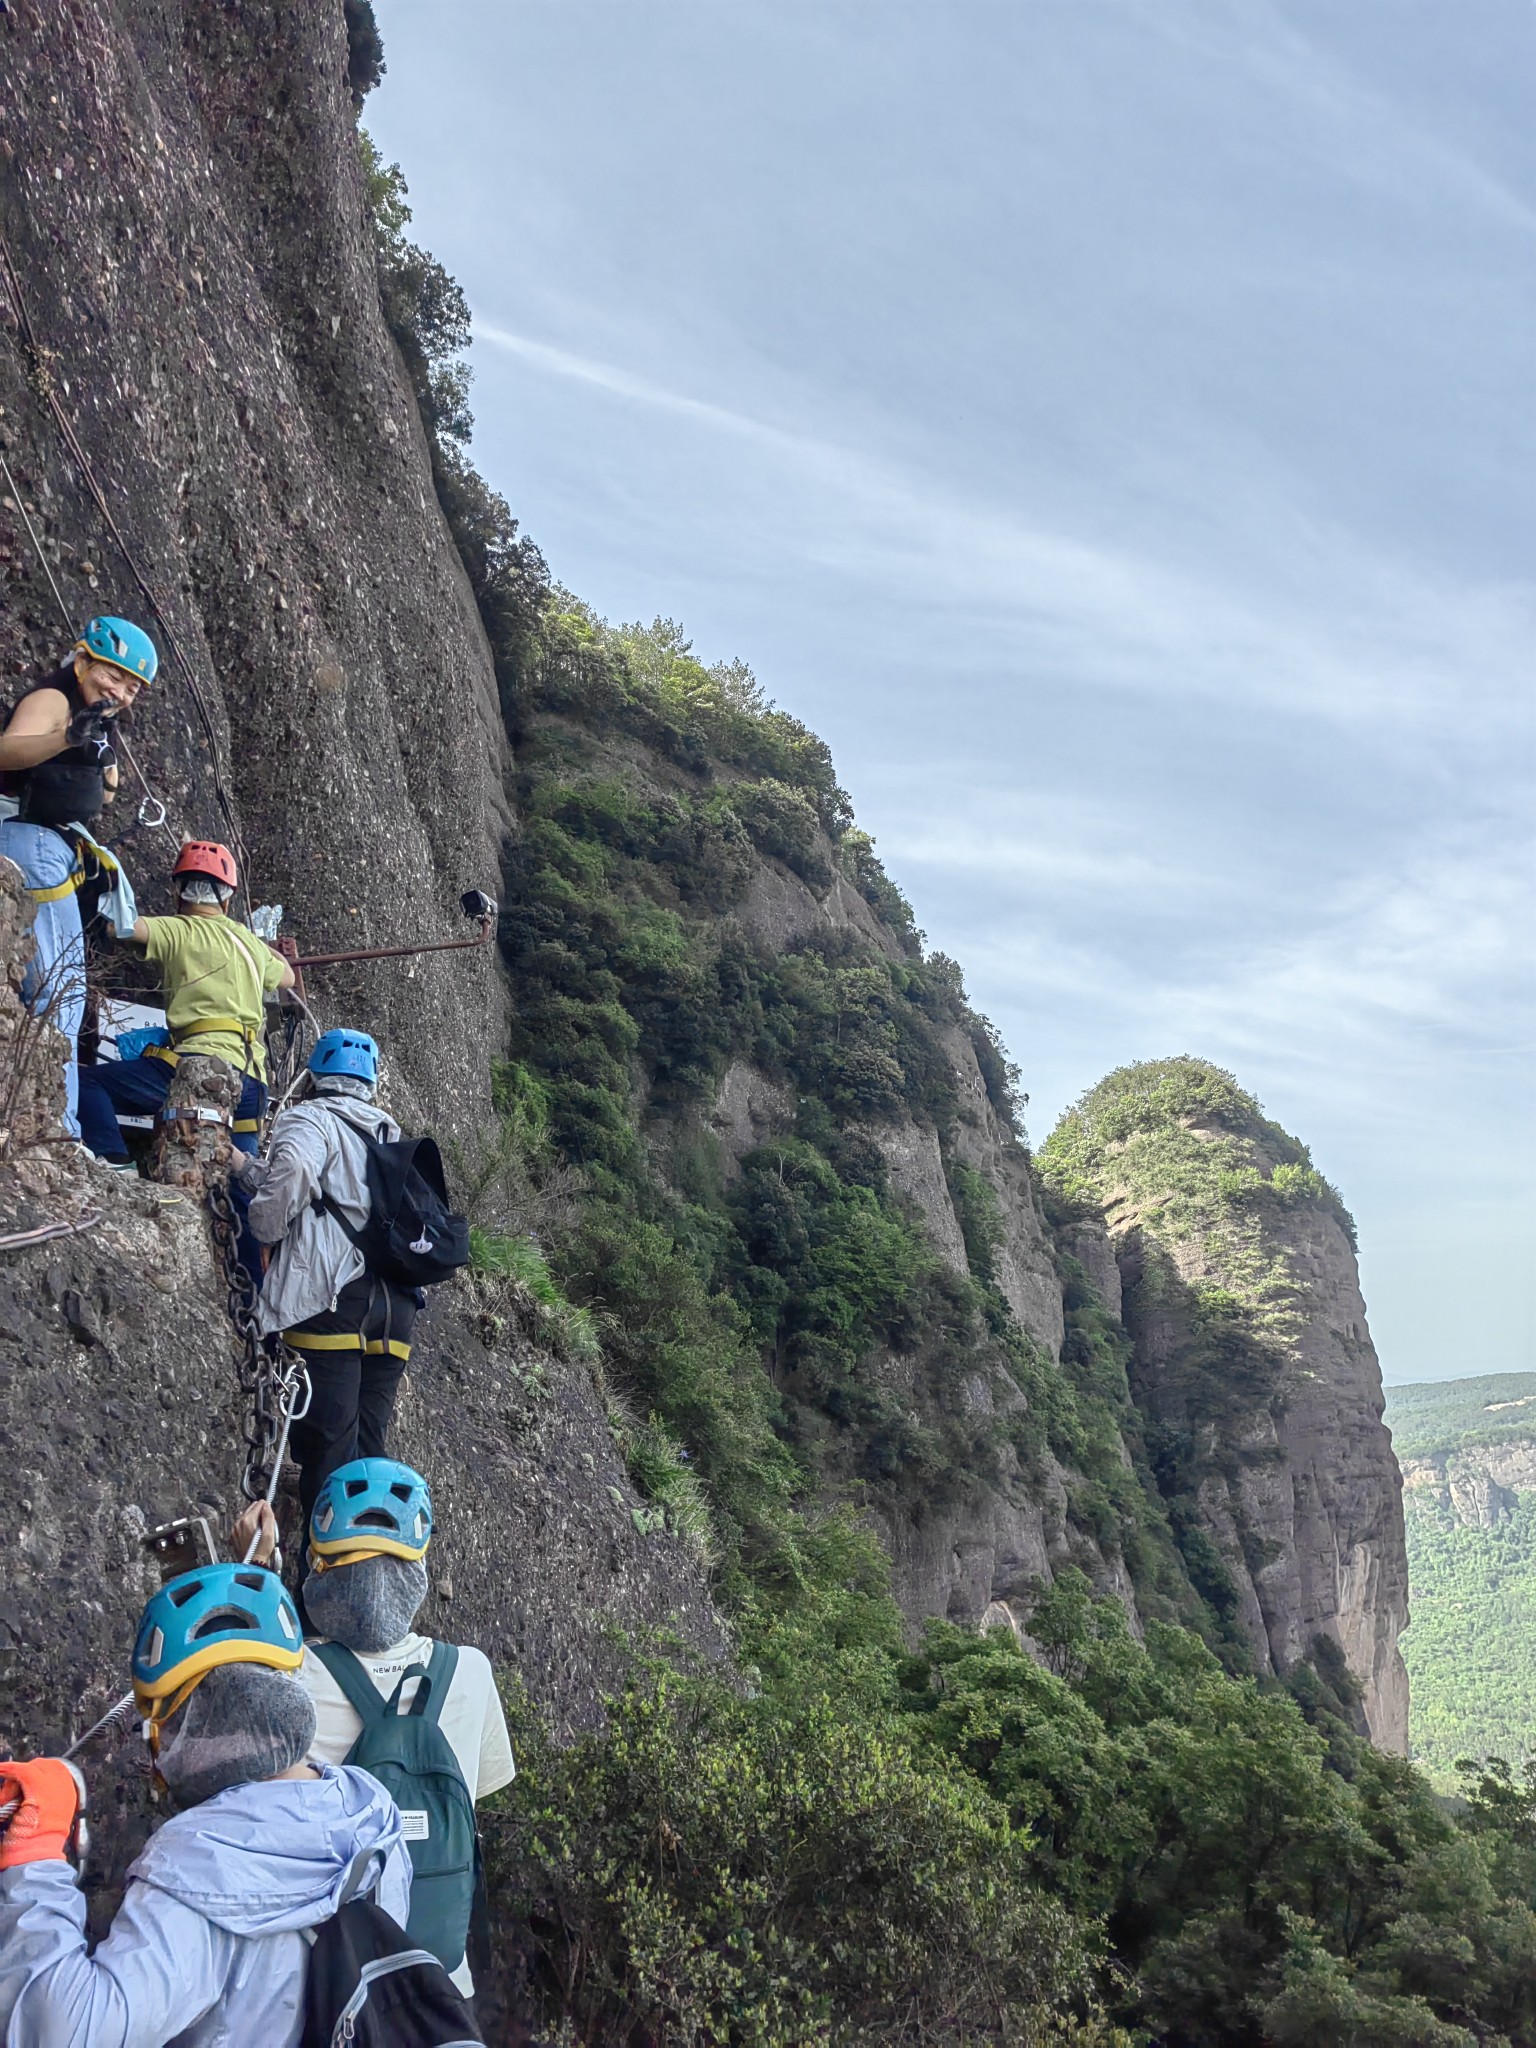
1385, 1377, 1536, 1791
1040, 1057, 1355, 1317
363, 117, 1536, 2047
487, 1575, 1536, 2045
1388, 1375, 1536, 1461
1400, 1497, 1536, 1788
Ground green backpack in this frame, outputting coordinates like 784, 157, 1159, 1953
310, 1639, 478, 1976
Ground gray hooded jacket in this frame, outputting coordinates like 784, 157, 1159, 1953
248, 1094, 401, 1336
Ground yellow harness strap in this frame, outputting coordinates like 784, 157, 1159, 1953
170, 1015, 251, 1042
27, 832, 113, 905
170, 1014, 260, 1075
285, 1330, 411, 1361
29, 868, 85, 904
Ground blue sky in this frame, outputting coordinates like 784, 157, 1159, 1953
367, 0, 1534, 1385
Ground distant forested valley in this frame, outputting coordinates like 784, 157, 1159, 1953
1387, 1374, 1536, 1785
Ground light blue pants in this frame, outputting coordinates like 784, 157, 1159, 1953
0, 819, 84, 1137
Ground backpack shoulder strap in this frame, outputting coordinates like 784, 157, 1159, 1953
311, 1640, 388, 1727
312, 1185, 370, 1256
408, 1134, 451, 1201
414, 1640, 460, 1729
309, 1111, 380, 1251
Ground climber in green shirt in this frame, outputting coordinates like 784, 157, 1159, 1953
77, 841, 294, 1276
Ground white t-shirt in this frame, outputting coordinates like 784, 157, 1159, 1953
302, 1632, 516, 1996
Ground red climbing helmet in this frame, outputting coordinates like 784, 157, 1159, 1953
173, 841, 239, 891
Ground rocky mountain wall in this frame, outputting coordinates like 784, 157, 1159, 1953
679, 831, 1132, 1634
0, 0, 508, 1136
1040, 1063, 1410, 1752
1400, 1440, 1536, 1531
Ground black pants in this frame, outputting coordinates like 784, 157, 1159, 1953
285, 1272, 420, 1540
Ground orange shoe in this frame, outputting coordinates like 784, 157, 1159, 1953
0, 1759, 86, 1869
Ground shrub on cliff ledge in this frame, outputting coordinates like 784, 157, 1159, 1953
487, 1662, 1125, 2046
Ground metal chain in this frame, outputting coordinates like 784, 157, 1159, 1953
1, 1180, 314, 1783
205, 1176, 309, 1503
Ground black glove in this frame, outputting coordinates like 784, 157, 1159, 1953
66, 707, 114, 764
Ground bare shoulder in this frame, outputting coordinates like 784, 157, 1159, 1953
4, 684, 69, 731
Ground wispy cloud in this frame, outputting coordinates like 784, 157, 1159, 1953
476, 323, 812, 454
475, 320, 1532, 742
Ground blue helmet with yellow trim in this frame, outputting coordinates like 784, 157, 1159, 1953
131, 1563, 303, 1729
78, 615, 158, 685
310, 1457, 432, 1572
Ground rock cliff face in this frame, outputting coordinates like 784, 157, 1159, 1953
548, 706, 1127, 1639
1040, 1060, 1409, 1752
0, 0, 508, 1135
724, 848, 1082, 1626
1400, 1443, 1536, 1531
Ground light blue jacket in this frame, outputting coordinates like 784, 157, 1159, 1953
0, 805, 137, 935
0, 1764, 411, 2048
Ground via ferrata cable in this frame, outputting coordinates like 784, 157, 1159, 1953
0, 231, 251, 912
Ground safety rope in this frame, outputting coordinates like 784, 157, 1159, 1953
40, 1214, 311, 1769
0, 1170, 313, 1778
0, 230, 251, 910
0, 1210, 102, 1253
0, 448, 70, 624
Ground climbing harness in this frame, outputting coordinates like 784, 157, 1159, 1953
169, 1015, 263, 1070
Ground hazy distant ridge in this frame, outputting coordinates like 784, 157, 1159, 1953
1386, 1373, 1536, 1782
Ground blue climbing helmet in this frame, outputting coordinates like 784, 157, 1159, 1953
77, 615, 158, 686
131, 1563, 304, 1734
310, 1027, 379, 1084
310, 1457, 433, 1571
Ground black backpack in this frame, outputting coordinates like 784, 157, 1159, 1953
317, 1124, 470, 1289
302, 1895, 483, 2048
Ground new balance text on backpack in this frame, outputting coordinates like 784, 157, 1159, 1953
302, 1897, 483, 2048
317, 1129, 469, 1289
311, 1641, 479, 1975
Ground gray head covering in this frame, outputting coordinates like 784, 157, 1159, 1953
312, 1072, 376, 1102
158, 1663, 316, 1809
304, 1552, 429, 1654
